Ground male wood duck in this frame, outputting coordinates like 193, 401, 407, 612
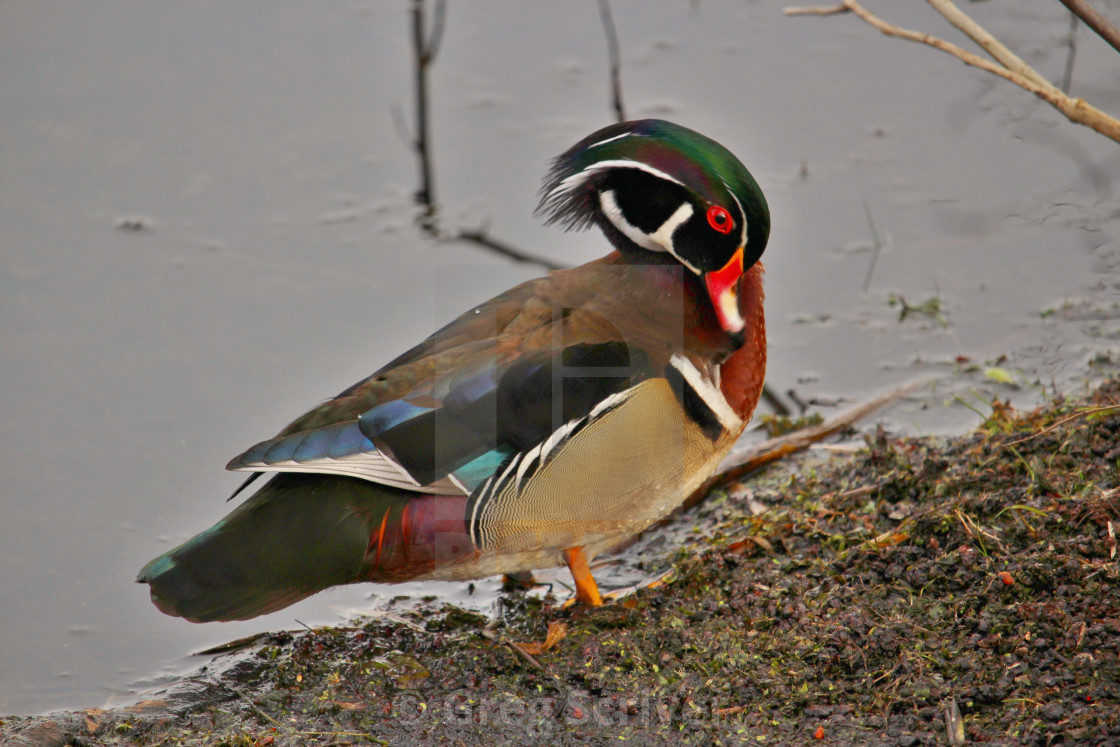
138, 119, 770, 622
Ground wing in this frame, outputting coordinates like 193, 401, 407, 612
227, 272, 655, 495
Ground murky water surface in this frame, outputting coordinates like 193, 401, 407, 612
3, 1, 1119, 714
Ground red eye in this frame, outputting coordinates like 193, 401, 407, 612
707, 205, 733, 235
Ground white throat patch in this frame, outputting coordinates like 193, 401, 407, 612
669, 353, 742, 432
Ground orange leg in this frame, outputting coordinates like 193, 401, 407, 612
562, 546, 603, 606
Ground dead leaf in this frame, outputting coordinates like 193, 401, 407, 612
83, 708, 103, 734
869, 531, 910, 549
515, 621, 568, 655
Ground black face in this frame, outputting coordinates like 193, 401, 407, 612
666, 194, 743, 274
602, 169, 689, 235
596, 168, 744, 274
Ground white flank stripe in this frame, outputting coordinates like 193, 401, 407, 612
515, 443, 544, 492
493, 455, 516, 492
469, 476, 494, 545
540, 419, 577, 464
588, 386, 637, 420
670, 353, 742, 432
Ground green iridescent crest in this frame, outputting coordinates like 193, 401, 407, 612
537, 119, 770, 263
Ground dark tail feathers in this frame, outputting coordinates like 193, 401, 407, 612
137, 474, 396, 622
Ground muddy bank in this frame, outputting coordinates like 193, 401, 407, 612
4, 380, 1120, 746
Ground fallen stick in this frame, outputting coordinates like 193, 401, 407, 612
690, 377, 934, 505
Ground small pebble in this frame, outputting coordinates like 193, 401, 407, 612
1040, 702, 1064, 721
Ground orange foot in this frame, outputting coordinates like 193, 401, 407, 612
562, 546, 603, 606
558, 565, 678, 609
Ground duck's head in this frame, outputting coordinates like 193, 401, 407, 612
538, 119, 770, 337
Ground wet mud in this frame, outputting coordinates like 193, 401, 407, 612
4, 378, 1120, 745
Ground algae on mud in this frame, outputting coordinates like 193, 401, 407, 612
3, 381, 1120, 746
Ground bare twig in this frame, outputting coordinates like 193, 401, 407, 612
598, 0, 626, 122
861, 201, 882, 293
1061, 12, 1079, 94
480, 621, 544, 670
1057, 0, 1120, 57
425, 0, 449, 61
225, 683, 282, 727
945, 696, 965, 746
784, 0, 1120, 144
761, 385, 791, 417
401, 0, 560, 270
689, 377, 934, 505
1002, 404, 1120, 447
390, 102, 413, 152
410, 0, 441, 221
785, 3, 846, 15
928, 0, 1051, 90
455, 228, 566, 270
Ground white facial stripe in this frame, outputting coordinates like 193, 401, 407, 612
599, 189, 664, 254
650, 203, 699, 273
548, 160, 686, 203
600, 190, 702, 273
586, 131, 634, 149
724, 182, 749, 250
670, 353, 742, 432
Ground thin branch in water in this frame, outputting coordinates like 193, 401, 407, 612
390, 102, 414, 152
786, 388, 809, 414
400, 1, 556, 270
426, 0, 449, 61
1061, 12, 1079, 95
761, 384, 791, 417
410, 0, 439, 222
861, 201, 882, 293
455, 226, 566, 271
1057, 0, 1120, 57
688, 377, 935, 507
598, 0, 626, 122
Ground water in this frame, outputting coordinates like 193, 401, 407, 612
2, 0, 1119, 714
